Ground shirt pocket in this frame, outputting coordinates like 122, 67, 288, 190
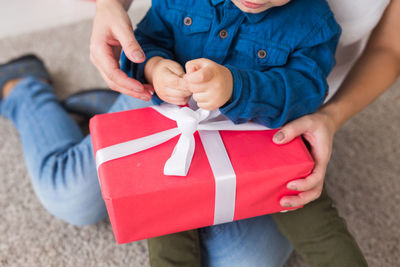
164, 5, 212, 35
232, 39, 291, 70
165, 8, 212, 61
181, 14, 212, 35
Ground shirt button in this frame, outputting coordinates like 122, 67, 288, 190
257, 49, 267, 59
219, 29, 228, 39
184, 17, 192, 26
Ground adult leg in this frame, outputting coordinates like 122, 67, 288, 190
1, 77, 151, 225
271, 188, 368, 267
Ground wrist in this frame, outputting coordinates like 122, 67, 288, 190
318, 102, 345, 133
221, 66, 234, 107
144, 56, 164, 85
222, 94, 233, 108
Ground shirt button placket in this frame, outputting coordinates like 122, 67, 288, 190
203, 7, 243, 62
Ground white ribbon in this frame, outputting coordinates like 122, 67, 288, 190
95, 104, 270, 224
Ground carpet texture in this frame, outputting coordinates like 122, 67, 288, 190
0, 19, 399, 267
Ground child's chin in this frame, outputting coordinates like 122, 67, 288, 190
235, 3, 268, 13
240, 7, 267, 13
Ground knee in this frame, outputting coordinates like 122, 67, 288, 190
34, 177, 108, 226
31, 151, 108, 226
46, 187, 107, 226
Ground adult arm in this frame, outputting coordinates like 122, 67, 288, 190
90, 0, 154, 100
276, 0, 400, 208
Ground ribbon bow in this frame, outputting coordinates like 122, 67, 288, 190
95, 104, 269, 176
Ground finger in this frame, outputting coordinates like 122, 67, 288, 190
185, 61, 199, 74
165, 75, 189, 92
280, 207, 301, 213
164, 87, 192, 98
100, 71, 151, 101
143, 83, 155, 95
106, 68, 144, 93
185, 58, 211, 74
192, 92, 209, 103
280, 186, 323, 208
286, 164, 326, 192
284, 138, 331, 192
114, 25, 146, 63
287, 134, 332, 191
184, 67, 214, 84
186, 81, 208, 93
91, 42, 144, 92
161, 64, 187, 91
162, 96, 190, 106
308, 132, 332, 168
273, 116, 311, 144
197, 101, 217, 111
167, 61, 186, 77
108, 80, 150, 100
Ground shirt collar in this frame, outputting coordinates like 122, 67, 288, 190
211, 0, 271, 24
210, 0, 225, 6
244, 9, 271, 23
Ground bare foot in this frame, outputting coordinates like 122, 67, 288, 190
2, 79, 22, 99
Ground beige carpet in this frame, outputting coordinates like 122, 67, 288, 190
0, 20, 399, 267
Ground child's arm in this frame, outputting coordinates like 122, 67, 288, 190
186, 15, 341, 128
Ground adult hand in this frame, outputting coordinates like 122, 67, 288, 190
90, 0, 153, 101
272, 110, 337, 208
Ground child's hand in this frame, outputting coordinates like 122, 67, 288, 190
184, 58, 233, 110
144, 57, 191, 105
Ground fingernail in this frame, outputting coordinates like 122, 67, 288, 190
287, 183, 297, 190
273, 131, 285, 143
143, 84, 154, 95
281, 201, 292, 208
140, 96, 150, 101
133, 87, 143, 92
132, 50, 145, 61
280, 210, 289, 213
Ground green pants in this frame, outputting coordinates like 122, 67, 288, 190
148, 189, 368, 267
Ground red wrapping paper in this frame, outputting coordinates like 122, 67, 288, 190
90, 107, 314, 244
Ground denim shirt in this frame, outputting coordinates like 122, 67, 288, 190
121, 0, 341, 128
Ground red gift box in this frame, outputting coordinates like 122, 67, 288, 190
90, 106, 314, 244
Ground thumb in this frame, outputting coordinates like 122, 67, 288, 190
167, 61, 186, 77
184, 59, 214, 84
116, 26, 145, 63
185, 58, 210, 74
273, 117, 310, 144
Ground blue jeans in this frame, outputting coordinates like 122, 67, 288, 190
1, 77, 292, 266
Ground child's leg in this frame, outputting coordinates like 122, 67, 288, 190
148, 230, 202, 267
271, 188, 368, 267
148, 215, 293, 267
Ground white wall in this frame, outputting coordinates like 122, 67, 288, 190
0, 0, 151, 39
